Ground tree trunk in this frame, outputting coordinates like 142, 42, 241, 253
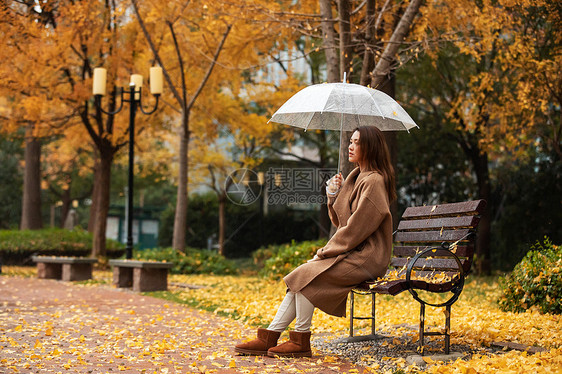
359, 0, 377, 86
342, 0, 421, 184
366, 0, 421, 227
20, 127, 43, 230
319, 0, 339, 83
378, 76, 399, 229
91, 148, 113, 258
335, 0, 355, 178
59, 188, 71, 228
338, 131, 354, 177
472, 149, 492, 274
172, 114, 189, 252
332, 129, 353, 237
371, 0, 422, 88
320, 0, 348, 238
218, 193, 226, 256
338, 0, 352, 81
132, 2, 230, 254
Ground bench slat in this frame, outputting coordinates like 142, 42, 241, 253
109, 260, 173, 269
394, 228, 473, 243
32, 256, 97, 264
401, 200, 486, 219
397, 216, 480, 231
372, 269, 463, 282
413, 270, 466, 278
393, 245, 474, 258
365, 279, 409, 295
365, 277, 462, 295
390, 257, 471, 272
409, 279, 460, 293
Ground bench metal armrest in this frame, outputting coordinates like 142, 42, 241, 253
405, 243, 466, 308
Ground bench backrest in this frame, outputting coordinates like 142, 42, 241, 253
391, 200, 486, 278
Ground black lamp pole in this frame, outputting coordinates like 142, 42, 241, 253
94, 83, 160, 259
125, 85, 137, 259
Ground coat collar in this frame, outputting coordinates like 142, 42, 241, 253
347, 167, 378, 184
333, 167, 378, 226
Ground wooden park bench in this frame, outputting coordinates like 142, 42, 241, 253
109, 259, 173, 292
345, 199, 486, 354
32, 256, 98, 282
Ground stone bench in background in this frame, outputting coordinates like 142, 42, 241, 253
32, 256, 98, 281
109, 260, 173, 292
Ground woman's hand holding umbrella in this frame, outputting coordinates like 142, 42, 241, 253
326, 173, 343, 195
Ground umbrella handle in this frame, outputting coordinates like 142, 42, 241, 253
337, 112, 344, 174
338, 71, 346, 174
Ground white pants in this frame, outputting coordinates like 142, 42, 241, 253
267, 291, 315, 332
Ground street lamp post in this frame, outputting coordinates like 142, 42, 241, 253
92, 67, 163, 259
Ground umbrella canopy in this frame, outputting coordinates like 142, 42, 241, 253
269, 82, 418, 132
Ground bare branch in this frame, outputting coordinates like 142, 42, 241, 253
371, 0, 423, 88
130, 0, 183, 106
187, 23, 232, 109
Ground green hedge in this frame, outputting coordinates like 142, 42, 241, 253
498, 237, 562, 314
0, 228, 125, 265
253, 239, 327, 280
158, 192, 321, 258
133, 247, 238, 275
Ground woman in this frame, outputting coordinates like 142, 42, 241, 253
235, 126, 396, 358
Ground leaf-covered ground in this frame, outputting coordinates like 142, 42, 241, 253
162, 273, 562, 373
0, 269, 363, 373
1, 267, 561, 373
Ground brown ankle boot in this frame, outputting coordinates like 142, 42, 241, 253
234, 328, 282, 355
267, 330, 312, 358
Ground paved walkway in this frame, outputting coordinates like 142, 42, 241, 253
0, 276, 367, 373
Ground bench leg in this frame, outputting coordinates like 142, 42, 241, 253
370, 291, 376, 336
62, 263, 93, 281
418, 303, 452, 355
419, 303, 425, 353
37, 263, 62, 279
133, 267, 168, 292
445, 304, 451, 354
113, 267, 133, 288
337, 290, 380, 343
350, 291, 355, 337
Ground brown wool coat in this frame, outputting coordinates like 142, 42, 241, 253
284, 167, 393, 317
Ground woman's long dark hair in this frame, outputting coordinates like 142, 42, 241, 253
354, 126, 397, 202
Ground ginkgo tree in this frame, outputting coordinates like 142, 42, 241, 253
287, 0, 559, 269
130, 0, 313, 252
1, 0, 322, 256
0, 2, 67, 230
0, 0, 167, 256
311, 0, 424, 180
397, 0, 562, 272
188, 76, 305, 256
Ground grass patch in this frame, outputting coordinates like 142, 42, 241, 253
0, 266, 36, 277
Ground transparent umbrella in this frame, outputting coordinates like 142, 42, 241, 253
269, 81, 418, 172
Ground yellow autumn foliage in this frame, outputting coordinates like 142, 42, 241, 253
3, 265, 561, 373
161, 274, 560, 348
173, 274, 562, 373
